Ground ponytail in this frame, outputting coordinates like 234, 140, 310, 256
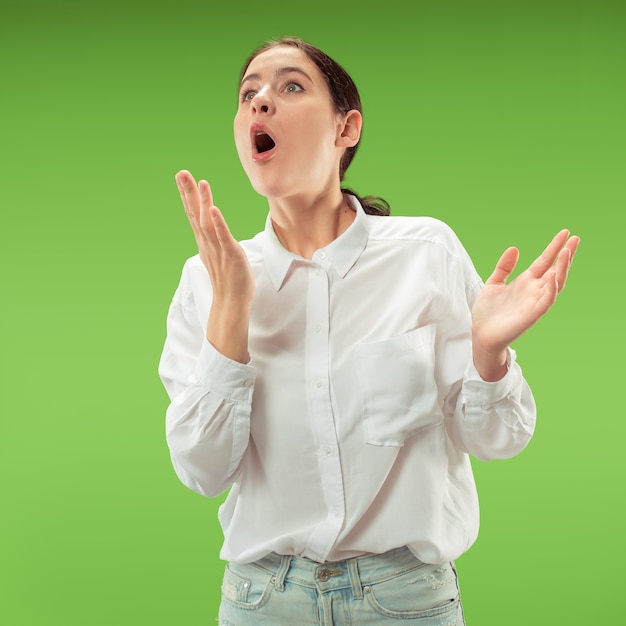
342, 187, 391, 217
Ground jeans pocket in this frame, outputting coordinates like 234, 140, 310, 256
355, 324, 442, 446
220, 564, 274, 610
364, 561, 463, 622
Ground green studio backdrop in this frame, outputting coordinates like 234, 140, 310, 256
1, 0, 623, 624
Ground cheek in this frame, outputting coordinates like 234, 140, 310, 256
296, 115, 338, 157
233, 120, 249, 164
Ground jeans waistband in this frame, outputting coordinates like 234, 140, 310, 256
244, 546, 426, 599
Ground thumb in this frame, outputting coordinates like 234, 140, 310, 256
486, 247, 519, 285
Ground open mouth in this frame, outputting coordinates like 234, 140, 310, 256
255, 131, 276, 154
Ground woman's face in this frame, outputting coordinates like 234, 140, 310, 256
234, 46, 346, 202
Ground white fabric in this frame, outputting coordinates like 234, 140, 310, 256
159, 197, 536, 565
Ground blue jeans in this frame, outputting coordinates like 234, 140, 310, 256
218, 546, 466, 625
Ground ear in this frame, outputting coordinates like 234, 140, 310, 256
336, 109, 362, 148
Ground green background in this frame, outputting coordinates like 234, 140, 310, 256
1, 0, 623, 623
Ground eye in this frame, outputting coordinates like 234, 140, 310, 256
284, 82, 304, 94
240, 89, 256, 102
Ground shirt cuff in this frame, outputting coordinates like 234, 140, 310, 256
195, 339, 256, 401
463, 347, 521, 405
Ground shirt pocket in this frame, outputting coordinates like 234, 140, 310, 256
354, 324, 441, 446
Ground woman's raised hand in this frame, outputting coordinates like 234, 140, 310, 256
176, 170, 255, 363
471, 229, 580, 381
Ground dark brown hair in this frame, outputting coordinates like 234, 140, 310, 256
240, 37, 390, 216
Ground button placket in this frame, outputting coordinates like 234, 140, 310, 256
304, 263, 346, 558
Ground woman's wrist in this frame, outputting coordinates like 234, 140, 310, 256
471, 334, 508, 382
207, 300, 252, 364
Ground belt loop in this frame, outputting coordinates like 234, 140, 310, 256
347, 558, 363, 599
273, 555, 291, 592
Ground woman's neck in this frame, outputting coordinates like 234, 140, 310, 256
268, 190, 356, 259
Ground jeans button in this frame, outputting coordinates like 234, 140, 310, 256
318, 569, 331, 582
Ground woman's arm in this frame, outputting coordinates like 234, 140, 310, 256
442, 228, 579, 460
159, 292, 256, 497
158, 171, 257, 497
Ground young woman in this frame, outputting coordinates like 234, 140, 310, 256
159, 37, 579, 625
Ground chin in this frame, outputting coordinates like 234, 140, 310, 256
244, 163, 322, 202
248, 176, 295, 201
248, 180, 277, 200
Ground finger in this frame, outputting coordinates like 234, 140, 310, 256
566, 235, 580, 263
554, 247, 571, 292
209, 205, 237, 248
175, 170, 195, 204
528, 229, 570, 278
198, 178, 214, 208
195, 179, 234, 249
175, 172, 191, 218
537, 268, 559, 311
176, 170, 201, 223
485, 247, 519, 285
176, 171, 211, 252
555, 235, 580, 292
198, 180, 222, 248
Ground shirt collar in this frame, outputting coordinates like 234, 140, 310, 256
262, 194, 370, 291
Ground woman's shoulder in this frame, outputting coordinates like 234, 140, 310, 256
367, 213, 465, 256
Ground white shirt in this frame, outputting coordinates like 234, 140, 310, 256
159, 197, 536, 565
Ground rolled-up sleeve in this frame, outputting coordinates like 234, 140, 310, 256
437, 236, 537, 461
158, 262, 256, 497
454, 349, 536, 460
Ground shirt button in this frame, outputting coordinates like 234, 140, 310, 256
318, 251, 327, 260
323, 446, 331, 455
315, 380, 323, 389
314, 324, 321, 332
243, 379, 253, 387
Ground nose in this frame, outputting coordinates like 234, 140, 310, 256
251, 89, 274, 115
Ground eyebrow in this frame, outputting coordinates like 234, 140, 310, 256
240, 66, 314, 87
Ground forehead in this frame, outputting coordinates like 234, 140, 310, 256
243, 46, 323, 83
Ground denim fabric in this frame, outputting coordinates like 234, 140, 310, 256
218, 546, 465, 625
